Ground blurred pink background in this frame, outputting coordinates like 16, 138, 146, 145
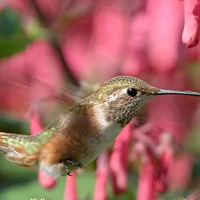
0, 0, 200, 200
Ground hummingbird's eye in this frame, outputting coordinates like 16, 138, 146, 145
127, 88, 138, 97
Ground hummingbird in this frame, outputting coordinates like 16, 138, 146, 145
0, 76, 200, 179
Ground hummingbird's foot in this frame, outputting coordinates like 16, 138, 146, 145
64, 165, 72, 176
63, 159, 84, 176
64, 159, 84, 169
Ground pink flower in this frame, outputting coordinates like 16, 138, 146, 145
38, 170, 56, 189
136, 151, 156, 200
182, 0, 200, 48
0, 40, 64, 116
155, 132, 175, 193
110, 124, 131, 194
167, 154, 193, 191
30, 109, 56, 189
64, 172, 78, 200
132, 124, 176, 196
63, 2, 127, 82
147, 73, 192, 144
122, 12, 149, 76
147, 0, 184, 72
94, 152, 109, 200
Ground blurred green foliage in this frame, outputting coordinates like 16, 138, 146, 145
0, 9, 27, 58
0, 113, 30, 134
0, 154, 138, 200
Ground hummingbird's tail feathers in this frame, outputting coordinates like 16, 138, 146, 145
0, 132, 38, 167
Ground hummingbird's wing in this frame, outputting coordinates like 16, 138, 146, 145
0, 132, 38, 167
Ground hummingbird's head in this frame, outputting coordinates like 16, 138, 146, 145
93, 76, 200, 127
93, 76, 158, 127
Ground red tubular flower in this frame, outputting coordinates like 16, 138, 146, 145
136, 151, 156, 200
30, 109, 56, 188
94, 152, 109, 200
147, 74, 196, 192
64, 172, 78, 200
167, 154, 193, 191
182, 0, 200, 48
147, 0, 184, 72
155, 132, 175, 193
110, 124, 131, 194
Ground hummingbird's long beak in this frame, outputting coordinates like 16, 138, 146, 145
155, 89, 200, 96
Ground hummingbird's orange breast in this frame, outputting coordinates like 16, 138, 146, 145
38, 106, 106, 175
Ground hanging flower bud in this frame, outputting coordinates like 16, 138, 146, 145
182, 0, 200, 48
